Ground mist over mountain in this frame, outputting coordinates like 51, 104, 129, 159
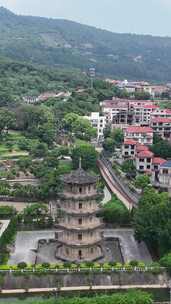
1, 7, 171, 82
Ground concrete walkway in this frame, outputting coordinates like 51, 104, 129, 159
8, 231, 56, 265
104, 229, 152, 263
0, 284, 169, 295
101, 186, 112, 205
9, 228, 152, 265
0, 220, 10, 238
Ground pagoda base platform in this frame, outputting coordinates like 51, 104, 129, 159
56, 242, 104, 262
35, 237, 123, 264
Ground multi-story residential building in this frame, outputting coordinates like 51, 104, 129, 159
151, 157, 166, 183
23, 96, 39, 104
115, 80, 152, 95
135, 149, 154, 173
158, 161, 171, 195
101, 99, 129, 125
84, 112, 107, 141
129, 103, 159, 125
122, 139, 137, 158
150, 108, 171, 119
101, 98, 157, 127
150, 117, 171, 140
124, 126, 153, 145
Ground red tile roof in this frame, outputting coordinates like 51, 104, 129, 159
124, 139, 137, 145
136, 144, 149, 153
151, 117, 171, 123
152, 157, 166, 165
137, 150, 154, 158
165, 109, 171, 114
126, 126, 153, 133
143, 104, 159, 109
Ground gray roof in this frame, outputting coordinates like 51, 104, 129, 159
160, 160, 171, 168
62, 168, 98, 185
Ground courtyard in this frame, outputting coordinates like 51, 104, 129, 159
8, 228, 152, 265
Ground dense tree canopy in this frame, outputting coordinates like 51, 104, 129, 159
63, 113, 96, 140
134, 188, 171, 256
72, 143, 98, 170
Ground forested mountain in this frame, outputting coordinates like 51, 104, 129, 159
1, 7, 171, 81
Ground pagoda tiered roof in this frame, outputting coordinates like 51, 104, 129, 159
62, 168, 98, 185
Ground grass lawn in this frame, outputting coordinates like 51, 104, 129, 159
75, 138, 89, 146
0, 131, 28, 159
58, 160, 73, 174
108, 194, 128, 211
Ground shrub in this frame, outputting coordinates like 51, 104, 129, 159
42, 262, 50, 268
17, 262, 27, 269
160, 252, 171, 273
100, 194, 131, 226
130, 260, 139, 267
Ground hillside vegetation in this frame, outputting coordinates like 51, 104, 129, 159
1, 7, 171, 81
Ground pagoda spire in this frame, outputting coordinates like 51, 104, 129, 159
79, 157, 82, 169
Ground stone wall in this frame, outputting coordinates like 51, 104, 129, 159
0, 271, 168, 290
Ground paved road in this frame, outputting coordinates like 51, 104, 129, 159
98, 157, 139, 210
0, 201, 30, 212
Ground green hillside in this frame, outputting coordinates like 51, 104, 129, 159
1, 7, 171, 81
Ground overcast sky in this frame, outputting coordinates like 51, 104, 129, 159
0, 0, 171, 37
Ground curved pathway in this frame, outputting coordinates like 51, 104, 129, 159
98, 157, 139, 210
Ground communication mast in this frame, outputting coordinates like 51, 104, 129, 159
89, 67, 96, 89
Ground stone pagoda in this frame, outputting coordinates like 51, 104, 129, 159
57, 162, 103, 262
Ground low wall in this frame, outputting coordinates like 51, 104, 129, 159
0, 271, 169, 290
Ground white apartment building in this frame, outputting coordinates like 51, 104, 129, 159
84, 112, 107, 141
132, 104, 159, 125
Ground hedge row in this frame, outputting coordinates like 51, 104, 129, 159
0, 261, 163, 274
0, 291, 153, 304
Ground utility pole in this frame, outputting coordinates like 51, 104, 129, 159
89, 67, 96, 89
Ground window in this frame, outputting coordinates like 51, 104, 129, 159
139, 166, 144, 170
147, 165, 151, 169
147, 158, 151, 163
78, 250, 82, 259
91, 248, 94, 254
66, 248, 69, 256
78, 218, 82, 225
79, 203, 82, 209
79, 187, 82, 194
163, 169, 168, 174
78, 234, 82, 240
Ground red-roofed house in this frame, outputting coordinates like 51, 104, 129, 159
122, 139, 137, 158
125, 126, 153, 145
135, 149, 154, 173
150, 117, 171, 139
